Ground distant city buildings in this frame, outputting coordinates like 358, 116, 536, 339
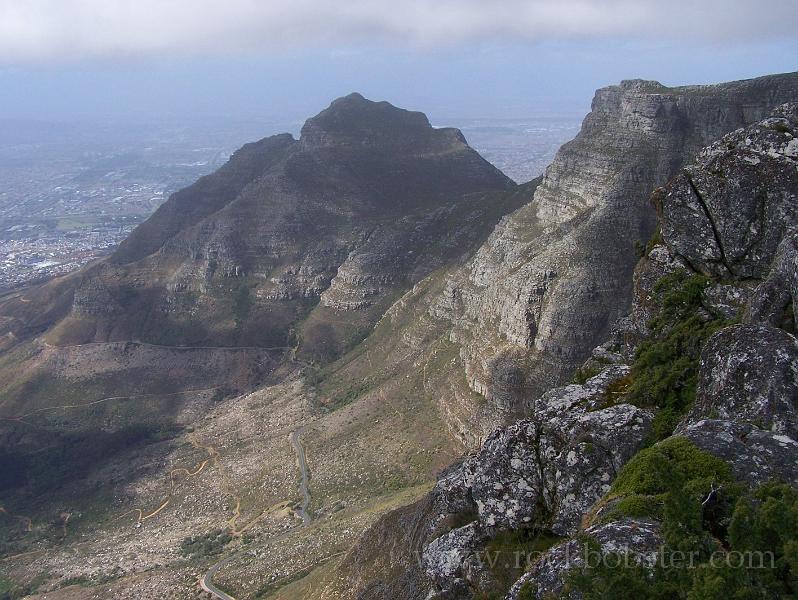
0, 222, 136, 288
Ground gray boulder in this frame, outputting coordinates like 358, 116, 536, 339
467, 368, 652, 536
656, 103, 798, 279
506, 518, 662, 600
746, 229, 798, 330
681, 324, 798, 437
679, 419, 798, 487
422, 522, 487, 598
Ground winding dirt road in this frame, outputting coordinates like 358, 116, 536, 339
200, 426, 312, 599
200, 553, 238, 600
289, 427, 312, 525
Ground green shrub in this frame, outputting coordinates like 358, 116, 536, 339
572, 365, 603, 385
481, 529, 562, 596
569, 441, 797, 599
180, 528, 233, 558
610, 437, 733, 499
626, 272, 733, 439
516, 580, 537, 600
603, 437, 739, 553
565, 536, 659, 599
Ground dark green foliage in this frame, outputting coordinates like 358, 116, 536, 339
566, 537, 660, 600
572, 365, 603, 385
516, 581, 538, 600
180, 528, 233, 558
626, 271, 733, 439
0, 572, 51, 600
610, 438, 733, 499
606, 437, 738, 549
570, 439, 797, 599
690, 483, 798, 599
60, 576, 92, 587
770, 121, 792, 134
0, 576, 23, 600
481, 529, 563, 596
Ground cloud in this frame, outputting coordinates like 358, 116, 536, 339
1, 0, 796, 62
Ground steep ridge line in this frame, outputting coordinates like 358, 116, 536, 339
41, 340, 293, 352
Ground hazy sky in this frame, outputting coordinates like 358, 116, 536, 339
1, 0, 797, 122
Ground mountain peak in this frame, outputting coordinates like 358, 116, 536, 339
299, 92, 440, 149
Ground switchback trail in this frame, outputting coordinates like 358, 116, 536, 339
201, 426, 313, 599
289, 427, 312, 525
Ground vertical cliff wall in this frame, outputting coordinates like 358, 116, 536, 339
433, 72, 798, 429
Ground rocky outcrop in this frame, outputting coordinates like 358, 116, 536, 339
682, 324, 798, 436
404, 367, 653, 597
746, 229, 798, 330
422, 522, 489, 597
343, 90, 798, 600
505, 104, 798, 599
506, 518, 662, 600
433, 73, 798, 425
469, 400, 652, 536
655, 102, 798, 279
679, 420, 798, 488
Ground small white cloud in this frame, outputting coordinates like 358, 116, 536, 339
0, 0, 796, 62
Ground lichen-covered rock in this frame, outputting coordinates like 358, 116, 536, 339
417, 368, 653, 598
431, 461, 476, 520
681, 324, 798, 437
656, 103, 798, 280
702, 282, 751, 321
679, 420, 798, 487
746, 229, 798, 330
531, 365, 632, 415
465, 369, 652, 536
422, 522, 487, 598
506, 518, 662, 600
548, 404, 653, 535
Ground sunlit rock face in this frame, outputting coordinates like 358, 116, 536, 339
434, 73, 798, 426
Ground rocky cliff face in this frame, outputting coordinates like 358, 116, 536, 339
339, 99, 798, 600
432, 73, 798, 437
